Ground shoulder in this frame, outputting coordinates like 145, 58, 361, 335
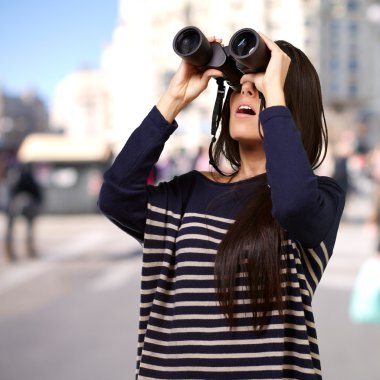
174, 170, 227, 185
147, 170, 214, 215
148, 171, 201, 200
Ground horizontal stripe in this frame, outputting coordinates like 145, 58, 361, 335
141, 321, 309, 335
139, 361, 319, 375
176, 233, 222, 244
144, 335, 312, 348
147, 204, 181, 219
142, 349, 315, 361
145, 233, 176, 242
142, 294, 305, 308
148, 308, 305, 321
141, 268, 299, 282
143, 247, 216, 255
183, 212, 235, 224
179, 221, 227, 234
140, 283, 305, 297
146, 219, 179, 231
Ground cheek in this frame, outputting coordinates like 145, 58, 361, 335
229, 116, 239, 139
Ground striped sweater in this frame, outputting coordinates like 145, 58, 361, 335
99, 106, 345, 379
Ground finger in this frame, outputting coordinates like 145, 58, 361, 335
240, 73, 256, 84
207, 36, 223, 44
198, 69, 223, 89
258, 32, 291, 63
240, 73, 264, 92
258, 32, 279, 52
203, 69, 224, 79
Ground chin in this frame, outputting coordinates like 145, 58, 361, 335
234, 137, 262, 146
230, 125, 261, 143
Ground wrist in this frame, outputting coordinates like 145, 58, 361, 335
156, 92, 185, 123
263, 89, 286, 108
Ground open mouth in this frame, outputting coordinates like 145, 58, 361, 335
236, 105, 256, 115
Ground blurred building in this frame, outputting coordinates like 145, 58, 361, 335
41, 69, 112, 214
0, 89, 49, 151
320, 0, 371, 107
319, 0, 380, 147
99, 0, 320, 153
49, 0, 380, 152
50, 68, 111, 140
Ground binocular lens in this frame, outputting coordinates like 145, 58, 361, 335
173, 26, 212, 67
174, 29, 201, 55
231, 31, 257, 57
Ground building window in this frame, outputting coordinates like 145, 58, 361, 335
347, 0, 359, 13
330, 58, 339, 70
348, 21, 358, 34
330, 82, 340, 95
348, 83, 358, 96
348, 59, 358, 71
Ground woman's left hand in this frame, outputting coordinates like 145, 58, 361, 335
240, 32, 291, 107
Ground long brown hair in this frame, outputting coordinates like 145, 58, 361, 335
213, 40, 328, 330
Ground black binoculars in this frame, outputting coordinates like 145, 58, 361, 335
173, 26, 271, 91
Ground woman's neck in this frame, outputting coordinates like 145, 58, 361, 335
233, 144, 266, 182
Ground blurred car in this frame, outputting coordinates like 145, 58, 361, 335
17, 133, 112, 214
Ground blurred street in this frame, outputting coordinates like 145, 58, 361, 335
0, 193, 380, 380
3, 1, 380, 379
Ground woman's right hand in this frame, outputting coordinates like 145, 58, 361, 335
157, 37, 224, 123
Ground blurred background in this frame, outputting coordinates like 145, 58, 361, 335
1, 0, 380, 379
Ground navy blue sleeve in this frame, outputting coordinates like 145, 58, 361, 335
260, 106, 345, 249
98, 106, 178, 242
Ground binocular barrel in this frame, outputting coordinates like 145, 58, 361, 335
229, 28, 271, 73
173, 26, 270, 89
173, 26, 212, 67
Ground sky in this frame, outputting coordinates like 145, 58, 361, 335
0, 0, 119, 106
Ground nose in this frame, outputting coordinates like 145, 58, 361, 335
240, 81, 256, 97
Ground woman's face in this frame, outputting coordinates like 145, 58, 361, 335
229, 81, 262, 145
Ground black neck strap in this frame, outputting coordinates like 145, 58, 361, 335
208, 78, 226, 176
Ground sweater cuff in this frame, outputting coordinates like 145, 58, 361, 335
259, 106, 293, 124
148, 106, 178, 138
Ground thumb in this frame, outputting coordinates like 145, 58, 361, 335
202, 69, 224, 81
242, 72, 264, 93
200, 69, 224, 88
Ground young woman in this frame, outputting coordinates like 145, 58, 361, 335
99, 33, 345, 380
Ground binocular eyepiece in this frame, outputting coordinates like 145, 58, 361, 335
173, 26, 271, 91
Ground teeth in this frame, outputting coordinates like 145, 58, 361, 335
239, 105, 252, 110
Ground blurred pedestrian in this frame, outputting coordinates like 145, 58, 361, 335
4, 163, 43, 261
331, 130, 355, 196
367, 142, 380, 253
0, 154, 8, 213
348, 139, 380, 325
147, 165, 158, 185
99, 33, 345, 379
349, 251, 380, 325
191, 144, 210, 171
